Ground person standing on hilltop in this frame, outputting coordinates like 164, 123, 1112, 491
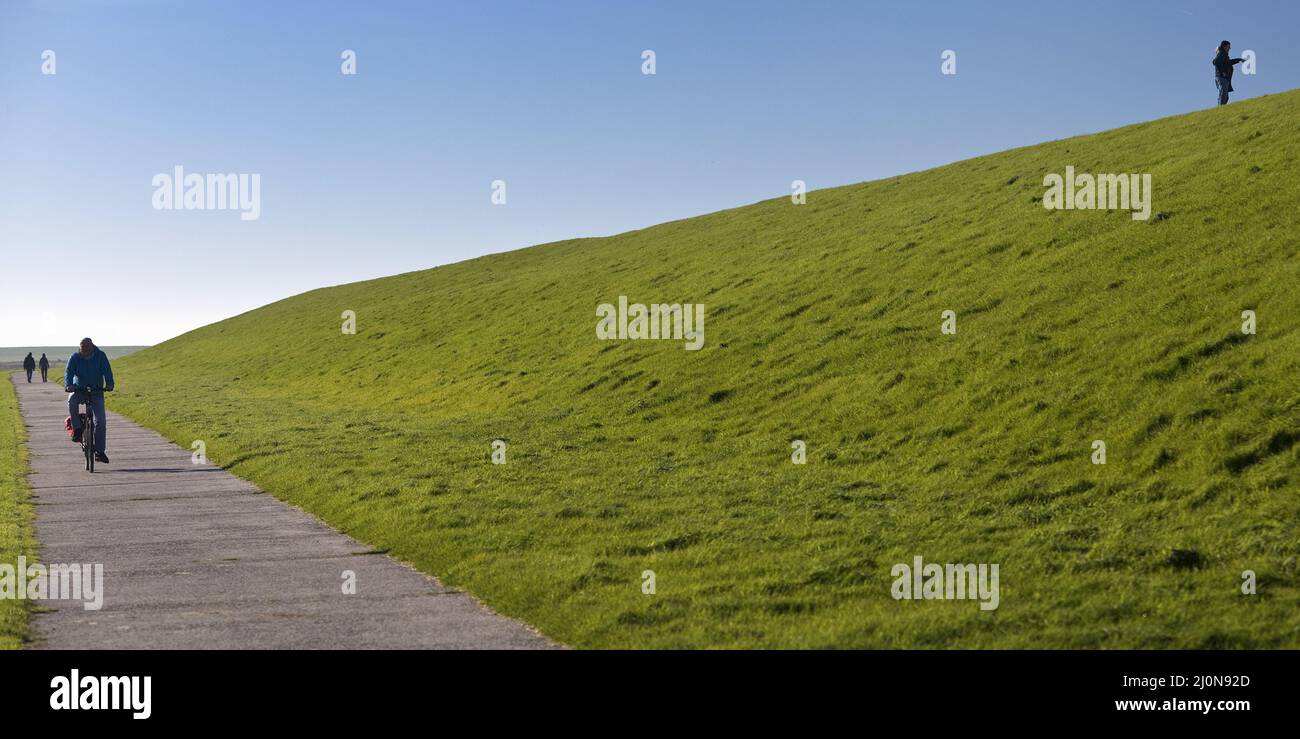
1213, 40, 1245, 106
38, 353, 49, 382
65, 338, 115, 464
22, 353, 35, 382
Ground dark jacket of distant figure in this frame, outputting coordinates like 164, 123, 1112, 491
22, 354, 35, 371
1213, 49, 1243, 88
38, 355, 49, 370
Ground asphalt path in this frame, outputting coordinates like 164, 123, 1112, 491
12, 373, 555, 649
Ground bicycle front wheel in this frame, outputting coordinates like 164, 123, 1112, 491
85, 417, 95, 473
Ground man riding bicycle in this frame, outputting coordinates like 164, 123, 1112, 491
65, 337, 115, 464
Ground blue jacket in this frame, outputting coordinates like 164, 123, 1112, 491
65, 349, 115, 390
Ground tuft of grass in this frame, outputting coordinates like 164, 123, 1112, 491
111, 90, 1300, 648
1, 374, 36, 649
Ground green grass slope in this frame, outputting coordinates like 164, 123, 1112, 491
1, 375, 37, 649
112, 91, 1300, 648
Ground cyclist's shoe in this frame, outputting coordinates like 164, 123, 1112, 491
71, 428, 83, 444
94, 452, 110, 464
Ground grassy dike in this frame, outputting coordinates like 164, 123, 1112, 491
0, 374, 36, 648
110, 90, 1300, 648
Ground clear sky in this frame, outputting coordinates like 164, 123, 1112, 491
2, 0, 1297, 346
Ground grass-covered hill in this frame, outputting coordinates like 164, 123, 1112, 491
112, 90, 1300, 648
1, 375, 35, 649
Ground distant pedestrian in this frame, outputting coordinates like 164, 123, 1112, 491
1213, 40, 1245, 106
39, 353, 50, 382
22, 353, 35, 382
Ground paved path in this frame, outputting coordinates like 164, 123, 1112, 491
11, 373, 555, 649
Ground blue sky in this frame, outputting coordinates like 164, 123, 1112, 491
2, 0, 1297, 345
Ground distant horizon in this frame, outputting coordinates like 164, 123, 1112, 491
0, 346, 150, 364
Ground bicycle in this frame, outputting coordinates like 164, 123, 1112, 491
71, 386, 101, 473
